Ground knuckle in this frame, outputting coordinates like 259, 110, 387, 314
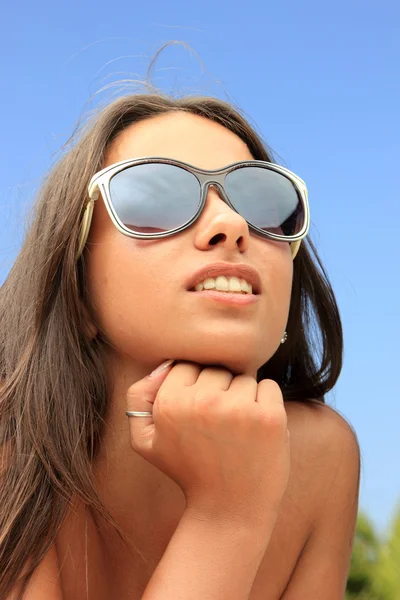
156, 388, 171, 405
256, 405, 288, 432
258, 378, 283, 396
126, 387, 145, 407
193, 389, 221, 416
239, 374, 258, 384
155, 389, 174, 416
194, 389, 220, 406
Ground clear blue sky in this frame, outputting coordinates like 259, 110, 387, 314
1, 0, 398, 537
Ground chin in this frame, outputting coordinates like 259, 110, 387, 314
171, 339, 272, 377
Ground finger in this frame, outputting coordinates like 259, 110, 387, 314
226, 374, 258, 405
256, 379, 285, 410
159, 360, 202, 390
195, 366, 234, 391
126, 360, 175, 426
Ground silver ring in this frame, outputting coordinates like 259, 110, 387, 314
126, 410, 153, 417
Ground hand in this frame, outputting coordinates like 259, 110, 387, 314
126, 361, 291, 526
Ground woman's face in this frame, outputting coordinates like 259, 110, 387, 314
85, 112, 293, 377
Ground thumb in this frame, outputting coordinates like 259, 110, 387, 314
126, 359, 175, 452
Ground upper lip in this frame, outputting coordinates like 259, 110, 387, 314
186, 262, 262, 295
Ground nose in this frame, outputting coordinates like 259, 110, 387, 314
192, 184, 250, 252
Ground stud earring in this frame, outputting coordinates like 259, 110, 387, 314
280, 331, 288, 344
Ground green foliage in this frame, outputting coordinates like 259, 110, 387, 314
346, 502, 400, 600
346, 510, 380, 599
371, 501, 400, 600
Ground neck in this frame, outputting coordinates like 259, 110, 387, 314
91, 355, 187, 563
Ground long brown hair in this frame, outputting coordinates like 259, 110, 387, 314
0, 90, 342, 597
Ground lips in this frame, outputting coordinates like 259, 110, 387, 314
185, 262, 262, 295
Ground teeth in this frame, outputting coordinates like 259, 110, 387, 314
194, 276, 253, 294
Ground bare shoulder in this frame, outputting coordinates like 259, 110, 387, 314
249, 399, 361, 599
288, 399, 359, 488
284, 398, 360, 452
1, 380, 62, 599
285, 396, 359, 438
5, 543, 63, 599
284, 398, 360, 524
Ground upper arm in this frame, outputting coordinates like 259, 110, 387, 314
281, 403, 361, 599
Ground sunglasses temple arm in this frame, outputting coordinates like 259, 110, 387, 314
290, 240, 301, 259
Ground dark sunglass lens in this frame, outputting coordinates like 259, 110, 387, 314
225, 167, 304, 237
109, 163, 201, 234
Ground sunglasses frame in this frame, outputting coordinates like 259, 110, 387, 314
76, 157, 310, 260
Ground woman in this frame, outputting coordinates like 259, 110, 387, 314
0, 92, 360, 599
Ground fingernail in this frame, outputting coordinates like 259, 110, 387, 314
148, 359, 175, 378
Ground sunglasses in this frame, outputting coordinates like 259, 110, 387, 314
76, 157, 310, 260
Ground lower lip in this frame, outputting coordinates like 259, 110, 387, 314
188, 290, 259, 305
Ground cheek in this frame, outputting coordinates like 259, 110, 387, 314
279, 250, 294, 302
86, 246, 150, 333
85, 240, 177, 352
261, 242, 293, 317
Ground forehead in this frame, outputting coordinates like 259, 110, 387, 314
103, 111, 254, 170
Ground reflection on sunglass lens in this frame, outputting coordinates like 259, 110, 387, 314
110, 163, 201, 233
109, 162, 304, 238
224, 166, 304, 236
